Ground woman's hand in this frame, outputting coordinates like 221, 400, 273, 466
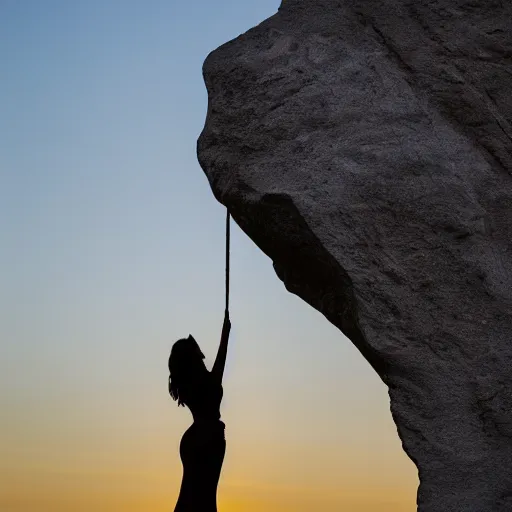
223, 309, 231, 335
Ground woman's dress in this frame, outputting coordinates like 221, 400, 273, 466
174, 372, 225, 512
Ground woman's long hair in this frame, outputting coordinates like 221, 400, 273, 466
168, 335, 206, 406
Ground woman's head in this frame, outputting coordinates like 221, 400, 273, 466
168, 335, 205, 406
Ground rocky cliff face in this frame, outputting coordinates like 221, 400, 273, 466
197, 1, 512, 510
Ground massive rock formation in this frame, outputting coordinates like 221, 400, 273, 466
197, 0, 512, 510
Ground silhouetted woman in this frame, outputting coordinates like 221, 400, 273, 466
168, 311, 231, 512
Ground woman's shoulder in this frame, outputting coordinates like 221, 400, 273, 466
206, 370, 223, 389
207, 370, 221, 382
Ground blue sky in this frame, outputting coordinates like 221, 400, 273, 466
0, 1, 416, 510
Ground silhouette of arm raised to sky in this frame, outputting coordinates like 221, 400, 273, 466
211, 310, 231, 384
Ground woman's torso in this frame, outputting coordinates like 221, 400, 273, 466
184, 371, 223, 423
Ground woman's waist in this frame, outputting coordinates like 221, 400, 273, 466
184, 419, 225, 441
192, 417, 224, 427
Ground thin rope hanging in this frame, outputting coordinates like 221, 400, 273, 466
225, 209, 230, 314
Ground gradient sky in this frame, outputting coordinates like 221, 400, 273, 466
0, 1, 418, 510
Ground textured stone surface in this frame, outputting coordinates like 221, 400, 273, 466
197, 1, 512, 510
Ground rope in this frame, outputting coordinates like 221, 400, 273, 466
225, 209, 230, 314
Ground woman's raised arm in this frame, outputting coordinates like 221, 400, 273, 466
211, 310, 231, 383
